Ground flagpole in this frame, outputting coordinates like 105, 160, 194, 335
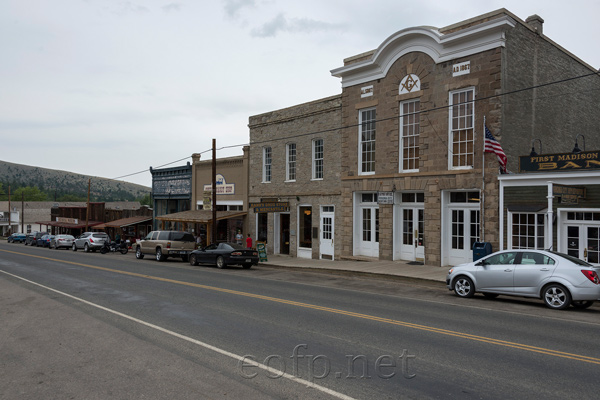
481, 116, 486, 242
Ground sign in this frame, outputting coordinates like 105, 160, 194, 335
203, 174, 235, 195
57, 217, 79, 224
250, 202, 289, 213
553, 184, 586, 204
519, 151, 600, 173
452, 61, 471, 77
256, 242, 267, 262
377, 192, 394, 205
203, 190, 212, 211
361, 85, 373, 98
399, 74, 420, 94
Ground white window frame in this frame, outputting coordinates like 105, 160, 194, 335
286, 143, 296, 182
448, 87, 475, 170
508, 211, 547, 250
312, 138, 324, 180
399, 99, 420, 173
358, 108, 376, 175
262, 146, 272, 183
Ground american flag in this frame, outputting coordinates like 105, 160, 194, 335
484, 125, 507, 173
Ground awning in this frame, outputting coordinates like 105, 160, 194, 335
155, 210, 247, 223
93, 216, 152, 230
35, 220, 104, 229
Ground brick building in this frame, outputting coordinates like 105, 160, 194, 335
248, 9, 599, 265
248, 96, 342, 259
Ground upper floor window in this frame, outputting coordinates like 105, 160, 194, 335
359, 108, 376, 175
400, 99, 420, 172
262, 147, 272, 183
312, 139, 324, 180
286, 143, 296, 181
449, 88, 474, 169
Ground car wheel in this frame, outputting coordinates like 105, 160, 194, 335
483, 293, 499, 299
571, 300, 594, 309
242, 263, 252, 269
156, 248, 165, 261
190, 254, 198, 266
216, 256, 226, 269
84, 243, 90, 252
453, 276, 475, 298
542, 284, 571, 310
135, 246, 144, 259
72, 243, 77, 251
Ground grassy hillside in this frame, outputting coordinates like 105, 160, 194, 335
0, 160, 150, 202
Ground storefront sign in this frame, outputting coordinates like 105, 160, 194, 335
553, 184, 586, 204
377, 192, 394, 205
203, 190, 212, 210
452, 61, 470, 77
250, 202, 289, 213
57, 217, 79, 224
203, 174, 235, 195
519, 151, 600, 173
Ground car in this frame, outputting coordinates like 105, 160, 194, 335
135, 230, 196, 262
189, 242, 259, 269
25, 232, 45, 246
447, 249, 600, 310
7, 233, 27, 243
72, 232, 109, 252
51, 234, 75, 250
37, 234, 55, 248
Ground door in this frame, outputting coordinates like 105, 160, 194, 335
475, 251, 518, 292
448, 209, 480, 266
566, 224, 600, 264
398, 208, 424, 261
513, 252, 557, 295
280, 214, 290, 255
320, 206, 334, 260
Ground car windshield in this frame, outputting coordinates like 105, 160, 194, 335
549, 251, 592, 266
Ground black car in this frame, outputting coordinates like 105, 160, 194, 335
25, 232, 45, 246
189, 242, 259, 269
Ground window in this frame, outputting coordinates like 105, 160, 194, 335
359, 108, 376, 174
299, 206, 312, 248
312, 139, 324, 180
449, 88, 474, 169
263, 147, 272, 183
286, 143, 296, 181
511, 213, 545, 249
400, 100, 420, 171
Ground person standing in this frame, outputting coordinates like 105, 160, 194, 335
246, 233, 252, 248
235, 229, 243, 245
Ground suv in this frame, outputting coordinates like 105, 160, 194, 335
72, 232, 109, 252
135, 231, 196, 262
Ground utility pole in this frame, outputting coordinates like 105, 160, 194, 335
21, 192, 24, 234
85, 178, 90, 231
212, 138, 217, 245
7, 185, 11, 235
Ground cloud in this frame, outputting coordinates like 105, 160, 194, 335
223, 0, 256, 19
162, 3, 182, 13
251, 13, 345, 37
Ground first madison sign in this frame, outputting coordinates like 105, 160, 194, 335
519, 151, 600, 173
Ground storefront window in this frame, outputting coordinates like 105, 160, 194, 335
299, 206, 312, 248
257, 213, 268, 242
511, 213, 545, 249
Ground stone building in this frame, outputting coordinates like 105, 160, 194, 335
248, 95, 342, 259
150, 163, 192, 230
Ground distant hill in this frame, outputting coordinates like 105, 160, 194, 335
0, 160, 150, 202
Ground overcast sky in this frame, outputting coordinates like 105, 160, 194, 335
2, 0, 599, 188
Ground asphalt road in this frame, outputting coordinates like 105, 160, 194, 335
1, 241, 599, 399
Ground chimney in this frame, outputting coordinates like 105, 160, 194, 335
526, 14, 544, 35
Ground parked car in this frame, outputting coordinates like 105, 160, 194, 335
51, 234, 75, 250
72, 232, 109, 252
189, 242, 259, 269
7, 233, 27, 243
37, 234, 55, 248
135, 231, 196, 262
447, 249, 600, 310
25, 232, 44, 246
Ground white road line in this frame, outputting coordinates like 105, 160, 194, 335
1, 269, 355, 400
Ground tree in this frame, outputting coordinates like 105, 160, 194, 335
13, 186, 48, 201
137, 193, 152, 206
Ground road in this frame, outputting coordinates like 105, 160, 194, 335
1, 241, 599, 399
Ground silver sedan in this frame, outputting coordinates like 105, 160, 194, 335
447, 249, 600, 310
51, 234, 75, 250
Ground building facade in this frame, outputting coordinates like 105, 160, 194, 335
248, 95, 342, 259
150, 163, 192, 230
330, 9, 600, 266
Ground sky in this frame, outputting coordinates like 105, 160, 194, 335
1, 0, 599, 188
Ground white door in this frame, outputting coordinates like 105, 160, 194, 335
398, 208, 425, 261
448, 208, 480, 266
320, 206, 334, 260
566, 224, 600, 265
354, 193, 379, 258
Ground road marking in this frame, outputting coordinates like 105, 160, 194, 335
2, 248, 600, 366
0, 269, 355, 400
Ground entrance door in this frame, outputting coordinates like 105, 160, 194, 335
566, 224, 600, 264
354, 193, 379, 258
280, 214, 290, 255
320, 206, 334, 260
448, 208, 480, 266
398, 208, 425, 261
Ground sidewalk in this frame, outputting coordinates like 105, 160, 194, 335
259, 254, 448, 283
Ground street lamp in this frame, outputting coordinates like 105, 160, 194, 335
530, 138, 542, 157
572, 134, 585, 154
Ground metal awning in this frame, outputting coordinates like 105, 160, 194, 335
93, 216, 152, 230
35, 220, 104, 229
155, 210, 247, 223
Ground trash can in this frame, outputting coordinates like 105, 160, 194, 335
473, 242, 492, 261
